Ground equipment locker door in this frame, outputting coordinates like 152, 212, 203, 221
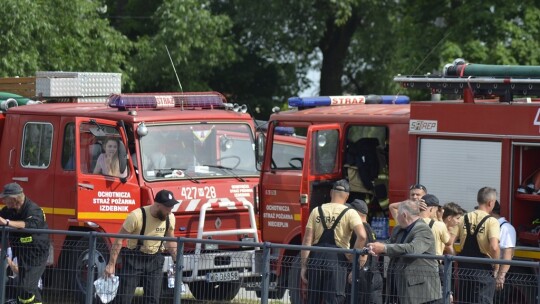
299, 123, 342, 234
75, 117, 139, 223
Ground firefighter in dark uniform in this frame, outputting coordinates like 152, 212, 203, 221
300, 180, 367, 304
0, 183, 49, 304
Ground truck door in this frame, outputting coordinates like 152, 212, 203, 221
299, 124, 342, 233
12, 115, 60, 224
75, 117, 139, 224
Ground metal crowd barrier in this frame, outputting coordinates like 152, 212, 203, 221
0, 227, 538, 304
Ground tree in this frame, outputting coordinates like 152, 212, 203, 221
0, 0, 131, 84
126, 0, 238, 92
215, 0, 540, 101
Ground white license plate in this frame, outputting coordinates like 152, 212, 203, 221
206, 271, 239, 282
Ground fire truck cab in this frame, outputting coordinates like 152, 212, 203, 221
260, 61, 540, 302
0, 72, 261, 301
257, 95, 411, 300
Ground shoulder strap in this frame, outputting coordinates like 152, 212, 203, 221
136, 207, 147, 251
330, 207, 352, 230
473, 215, 492, 237
157, 214, 170, 252
165, 215, 170, 237
464, 214, 472, 235
429, 219, 435, 228
500, 221, 508, 228
317, 206, 328, 229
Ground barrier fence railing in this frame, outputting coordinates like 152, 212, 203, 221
0, 227, 538, 304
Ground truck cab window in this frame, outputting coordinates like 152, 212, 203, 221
312, 129, 339, 175
270, 127, 306, 170
140, 123, 257, 180
21, 122, 53, 169
79, 123, 127, 178
62, 123, 75, 170
345, 126, 389, 214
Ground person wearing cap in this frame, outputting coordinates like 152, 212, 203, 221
419, 194, 451, 256
367, 200, 442, 304
300, 179, 367, 304
346, 199, 383, 304
105, 190, 179, 304
457, 187, 500, 304
0, 182, 49, 304
489, 200, 516, 302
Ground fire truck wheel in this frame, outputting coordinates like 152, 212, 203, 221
188, 280, 241, 301
73, 238, 109, 304
216, 156, 241, 169
288, 254, 305, 304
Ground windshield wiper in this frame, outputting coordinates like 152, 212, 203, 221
155, 168, 200, 183
202, 164, 246, 182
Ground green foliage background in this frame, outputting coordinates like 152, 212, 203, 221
1, 0, 539, 119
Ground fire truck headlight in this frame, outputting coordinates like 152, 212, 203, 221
204, 243, 219, 250
241, 236, 256, 248
204, 237, 218, 250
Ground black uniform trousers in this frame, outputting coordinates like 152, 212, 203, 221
456, 215, 496, 304
16, 257, 46, 304
306, 206, 351, 304
114, 248, 165, 304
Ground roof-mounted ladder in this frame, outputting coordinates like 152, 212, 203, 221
395, 59, 540, 103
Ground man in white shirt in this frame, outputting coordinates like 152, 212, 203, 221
490, 200, 516, 303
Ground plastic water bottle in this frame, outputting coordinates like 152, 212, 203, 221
371, 217, 380, 239
167, 264, 175, 288
381, 217, 389, 239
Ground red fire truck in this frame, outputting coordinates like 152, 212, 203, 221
0, 72, 261, 301
258, 63, 540, 302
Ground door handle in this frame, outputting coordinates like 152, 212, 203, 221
78, 183, 95, 190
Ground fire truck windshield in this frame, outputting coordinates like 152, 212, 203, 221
138, 123, 257, 180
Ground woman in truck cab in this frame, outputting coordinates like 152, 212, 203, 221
93, 137, 127, 178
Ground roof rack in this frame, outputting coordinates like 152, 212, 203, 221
394, 59, 540, 103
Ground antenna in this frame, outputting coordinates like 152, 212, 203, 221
165, 45, 185, 109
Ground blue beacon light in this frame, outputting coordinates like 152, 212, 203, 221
288, 95, 410, 107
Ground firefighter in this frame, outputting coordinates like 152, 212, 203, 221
300, 179, 367, 304
457, 187, 500, 304
0, 183, 50, 304
105, 190, 178, 304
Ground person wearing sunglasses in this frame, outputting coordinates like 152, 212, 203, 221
409, 184, 427, 201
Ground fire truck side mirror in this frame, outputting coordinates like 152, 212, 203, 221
255, 132, 266, 166
118, 142, 128, 183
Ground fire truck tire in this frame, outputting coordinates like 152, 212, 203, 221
188, 280, 241, 301
288, 254, 305, 304
72, 238, 109, 304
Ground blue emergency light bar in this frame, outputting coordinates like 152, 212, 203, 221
288, 95, 410, 107
108, 92, 227, 110
275, 126, 295, 136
